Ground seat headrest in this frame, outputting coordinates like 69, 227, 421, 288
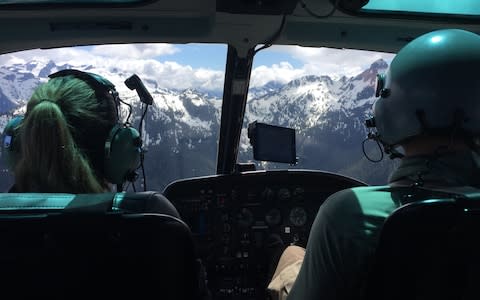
0, 191, 180, 218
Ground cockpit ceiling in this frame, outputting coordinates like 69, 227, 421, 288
0, 0, 479, 55
0, 0, 299, 13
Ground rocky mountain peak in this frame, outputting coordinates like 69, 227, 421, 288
370, 58, 388, 70
38, 60, 58, 78
354, 58, 389, 83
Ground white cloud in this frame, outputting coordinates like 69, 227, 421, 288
0, 44, 179, 66
123, 61, 224, 91
91, 44, 178, 59
0, 45, 225, 92
250, 62, 305, 88
272, 45, 394, 74
0, 44, 395, 92
0, 47, 96, 66
250, 45, 395, 87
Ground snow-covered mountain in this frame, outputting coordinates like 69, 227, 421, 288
241, 59, 394, 182
245, 59, 386, 131
0, 59, 395, 191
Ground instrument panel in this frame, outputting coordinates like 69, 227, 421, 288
164, 170, 366, 300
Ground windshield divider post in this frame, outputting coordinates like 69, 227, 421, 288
216, 45, 255, 175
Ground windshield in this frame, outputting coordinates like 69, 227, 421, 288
0, 43, 226, 191
241, 45, 398, 185
0, 43, 399, 192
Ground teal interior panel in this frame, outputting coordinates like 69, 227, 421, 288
363, 0, 480, 16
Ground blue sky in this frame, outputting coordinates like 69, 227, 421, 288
162, 44, 226, 70
147, 44, 304, 70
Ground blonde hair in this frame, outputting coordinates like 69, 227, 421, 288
14, 76, 117, 193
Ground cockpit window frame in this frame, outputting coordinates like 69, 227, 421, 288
0, 0, 156, 9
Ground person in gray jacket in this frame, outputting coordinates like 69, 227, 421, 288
268, 28, 480, 300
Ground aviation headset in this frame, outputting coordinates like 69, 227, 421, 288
2, 69, 142, 186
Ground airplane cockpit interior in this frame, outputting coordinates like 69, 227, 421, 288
0, 0, 479, 299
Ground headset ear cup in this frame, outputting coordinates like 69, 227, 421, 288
1, 116, 23, 170
104, 124, 141, 185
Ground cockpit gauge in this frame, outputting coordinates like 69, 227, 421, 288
265, 208, 282, 226
261, 187, 275, 202
277, 188, 291, 202
289, 207, 307, 227
293, 187, 305, 201
237, 208, 254, 228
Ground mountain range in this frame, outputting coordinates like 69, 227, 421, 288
0, 59, 398, 191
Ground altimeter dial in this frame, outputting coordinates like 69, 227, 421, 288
289, 207, 307, 227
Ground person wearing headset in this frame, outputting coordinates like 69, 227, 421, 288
3, 69, 142, 193
268, 28, 480, 300
2, 69, 213, 300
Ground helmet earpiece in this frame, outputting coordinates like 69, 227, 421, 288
104, 124, 142, 185
1, 115, 23, 170
375, 73, 390, 98
375, 73, 386, 98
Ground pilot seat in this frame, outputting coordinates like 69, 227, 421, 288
0, 191, 201, 300
365, 191, 480, 300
